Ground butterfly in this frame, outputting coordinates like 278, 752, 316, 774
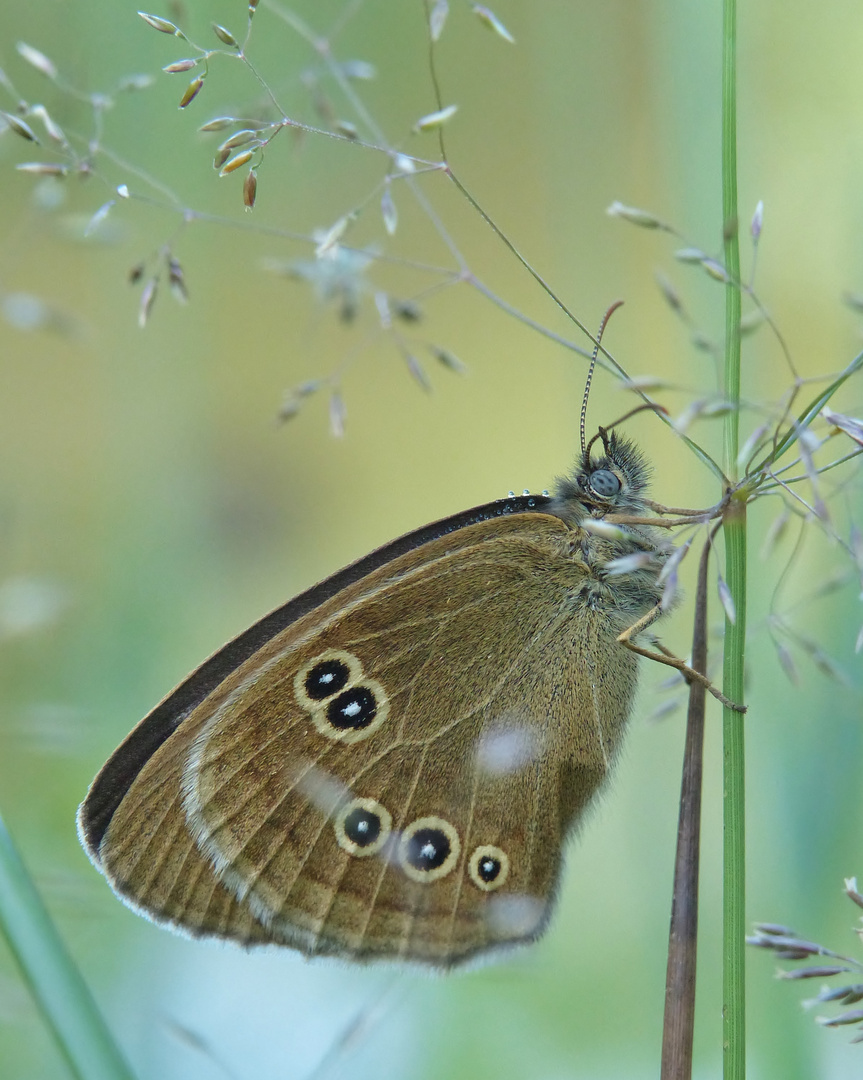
77, 421, 677, 968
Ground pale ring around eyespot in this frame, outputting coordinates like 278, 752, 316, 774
309, 677, 389, 744
468, 844, 510, 892
398, 815, 461, 883
293, 648, 364, 711
334, 797, 393, 857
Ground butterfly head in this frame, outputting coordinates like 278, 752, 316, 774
552, 428, 652, 522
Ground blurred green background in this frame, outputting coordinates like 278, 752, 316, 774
1, 1, 861, 1077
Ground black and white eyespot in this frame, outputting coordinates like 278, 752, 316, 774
294, 649, 363, 710
588, 469, 621, 498
310, 678, 389, 744
468, 844, 510, 892
334, 797, 393, 857
327, 686, 377, 729
399, 816, 461, 883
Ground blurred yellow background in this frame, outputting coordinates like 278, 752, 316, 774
1, 1, 861, 1077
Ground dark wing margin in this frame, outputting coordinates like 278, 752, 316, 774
78, 494, 554, 859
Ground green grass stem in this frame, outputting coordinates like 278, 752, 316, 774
721, 0, 747, 1077
0, 812, 136, 1080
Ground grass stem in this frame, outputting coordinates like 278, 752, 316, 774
0, 813, 136, 1080
721, 0, 747, 1076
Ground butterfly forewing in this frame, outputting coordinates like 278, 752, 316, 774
91, 509, 649, 966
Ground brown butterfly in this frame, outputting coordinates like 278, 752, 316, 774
79, 300, 739, 968
77, 419, 682, 968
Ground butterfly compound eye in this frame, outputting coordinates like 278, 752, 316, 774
588, 469, 621, 497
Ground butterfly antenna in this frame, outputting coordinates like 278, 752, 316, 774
580, 299, 625, 458
583, 401, 669, 462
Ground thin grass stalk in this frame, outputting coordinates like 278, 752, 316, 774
0, 812, 136, 1080
660, 530, 713, 1079
721, 0, 747, 1076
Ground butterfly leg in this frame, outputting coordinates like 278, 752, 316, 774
617, 604, 746, 713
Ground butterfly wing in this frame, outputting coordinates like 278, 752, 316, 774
84, 510, 641, 966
